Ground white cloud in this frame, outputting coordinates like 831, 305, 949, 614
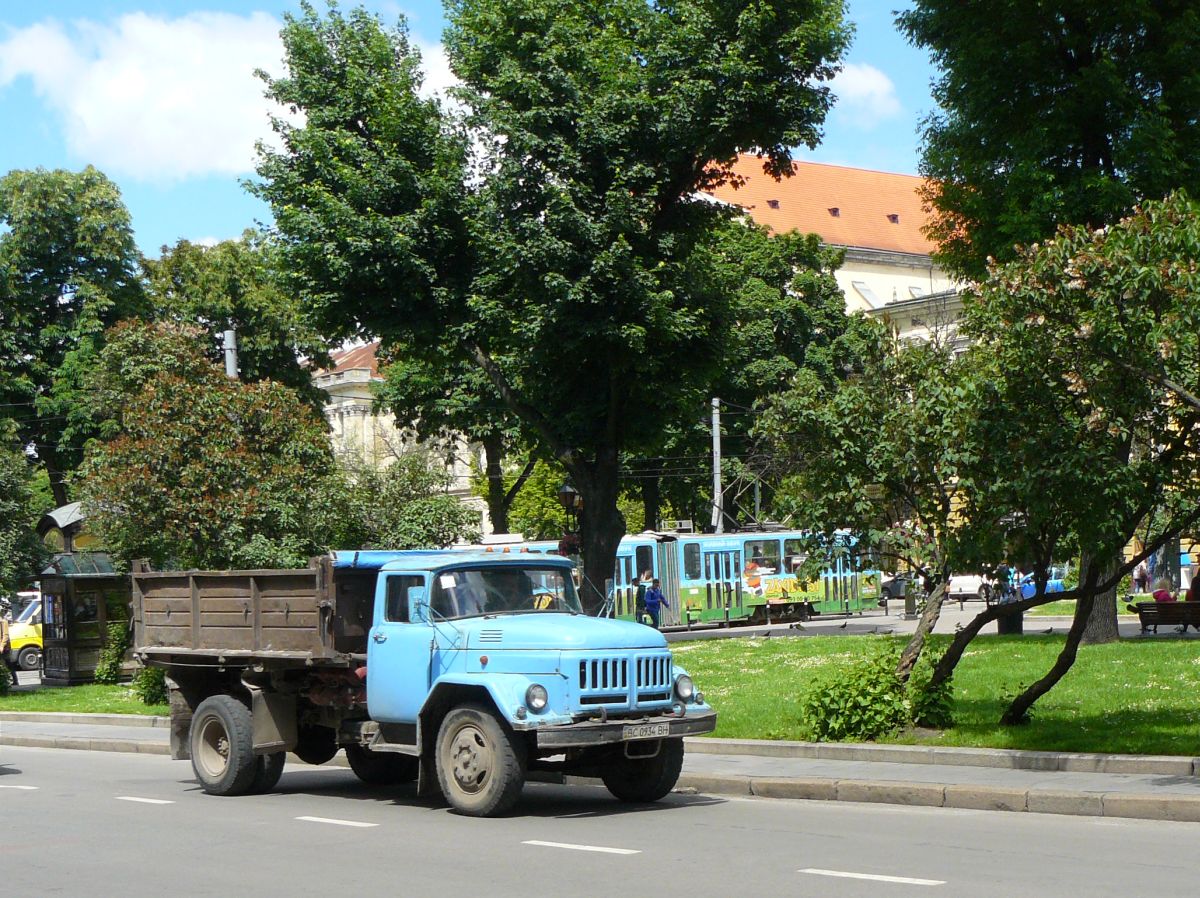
0, 12, 288, 182
831, 62, 902, 127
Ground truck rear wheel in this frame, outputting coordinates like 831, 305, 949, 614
190, 695, 258, 796
345, 744, 418, 784
435, 703, 526, 817
601, 738, 684, 803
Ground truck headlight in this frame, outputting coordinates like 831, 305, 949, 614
673, 675, 695, 703
525, 683, 549, 713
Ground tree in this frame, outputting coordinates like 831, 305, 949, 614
349, 450, 482, 549
761, 324, 994, 681
374, 342, 533, 534
75, 322, 362, 570
0, 166, 145, 505
0, 421, 46, 597
937, 194, 1200, 722
899, 1, 1200, 280
144, 232, 330, 404
255, 0, 851, 610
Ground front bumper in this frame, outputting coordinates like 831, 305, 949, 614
534, 708, 717, 749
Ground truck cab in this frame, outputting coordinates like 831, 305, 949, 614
5, 595, 42, 672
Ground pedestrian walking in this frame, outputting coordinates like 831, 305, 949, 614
643, 578, 668, 629
1133, 560, 1149, 595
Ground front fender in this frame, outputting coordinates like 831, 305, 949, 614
423, 673, 573, 728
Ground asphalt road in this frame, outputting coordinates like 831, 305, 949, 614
2, 745, 1196, 897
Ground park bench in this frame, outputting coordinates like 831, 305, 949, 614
1133, 602, 1200, 634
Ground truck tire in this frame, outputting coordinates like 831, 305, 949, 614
435, 703, 526, 817
601, 738, 684, 803
190, 695, 258, 796
251, 752, 286, 793
345, 744, 418, 784
17, 646, 39, 671
294, 725, 338, 765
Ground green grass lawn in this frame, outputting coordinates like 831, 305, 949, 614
0, 683, 167, 716
676, 633, 1200, 756
1029, 599, 1139, 617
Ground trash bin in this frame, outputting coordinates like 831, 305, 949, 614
996, 606, 1023, 635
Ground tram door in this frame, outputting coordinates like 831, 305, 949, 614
613, 554, 636, 618
823, 552, 861, 613
657, 542, 681, 627
702, 549, 743, 624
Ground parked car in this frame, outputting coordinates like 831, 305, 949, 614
1018, 566, 1068, 599
880, 572, 922, 602
948, 573, 991, 602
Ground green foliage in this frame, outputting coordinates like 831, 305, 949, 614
502, 460, 570, 540
94, 621, 132, 685
75, 321, 360, 569
133, 666, 168, 706
899, 1, 1200, 280
254, 0, 852, 609
908, 647, 955, 729
0, 421, 46, 596
144, 232, 329, 404
0, 166, 145, 502
799, 647, 910, 742
349, 452, 481, 549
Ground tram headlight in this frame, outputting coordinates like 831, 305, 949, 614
673, 674, 695, 703
525, 683, 549, 713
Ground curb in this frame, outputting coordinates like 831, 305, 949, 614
684, 737, 1200, 777
674, 773, 1200, 823
0, 711, 169, 728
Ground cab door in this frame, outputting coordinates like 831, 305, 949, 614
366, 572, 435, 724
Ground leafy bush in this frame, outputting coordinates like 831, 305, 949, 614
908, 648, 955, 729
94, 621, 132, 684
133, 666, 167, 705
799, 648, 909, 742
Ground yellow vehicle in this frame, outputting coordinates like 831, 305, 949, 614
6, 596, 42, 672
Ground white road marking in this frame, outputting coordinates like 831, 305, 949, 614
0, 784, 38, 790
116, 796, 175, 805
800, 868, 945, 886
296, 816, 379, 828
523, 840, 640, 855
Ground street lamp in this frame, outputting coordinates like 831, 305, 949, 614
556, 483, 581, 532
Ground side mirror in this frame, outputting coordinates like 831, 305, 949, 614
409, 586, 429, 622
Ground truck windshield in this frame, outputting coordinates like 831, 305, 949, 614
16, 601, 40, 624
430, 567, 582, 619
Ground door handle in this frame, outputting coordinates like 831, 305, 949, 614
373, 633, 387, 643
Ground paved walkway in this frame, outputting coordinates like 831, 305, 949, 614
3, 712, 1199, 824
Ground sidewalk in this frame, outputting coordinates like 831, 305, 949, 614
4, 712, 1199, 823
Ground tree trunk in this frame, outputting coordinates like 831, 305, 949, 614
641, 470, 660, 532
1080, 551, 1121, 645
481, 434, 509, 534
896, 581, 947, 682
45, 455, 69, 508
1000, 568, 1101, 724
571, 451, 626, 615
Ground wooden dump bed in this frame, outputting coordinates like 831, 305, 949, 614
133, 557, 378, 665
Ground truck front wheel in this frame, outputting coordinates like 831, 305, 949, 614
435, 703, 526, 817
190, 695, 258, 796
17, 646, 39, 671
345, 744, 418, 784
601, 738, 684, 803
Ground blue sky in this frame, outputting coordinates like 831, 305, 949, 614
0, 1, 937, 255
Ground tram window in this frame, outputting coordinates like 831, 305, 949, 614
683, 543, 701, 580
784, 539, 809, 573
635, 545, 654, 579
744, 539, 781, 572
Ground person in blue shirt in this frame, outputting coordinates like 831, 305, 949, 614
643, 579, 668, 629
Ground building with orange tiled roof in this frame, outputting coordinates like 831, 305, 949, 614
703, 154, 964, 345
313, 341, 485, 523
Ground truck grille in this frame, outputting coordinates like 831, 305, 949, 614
576, 652, 673, 708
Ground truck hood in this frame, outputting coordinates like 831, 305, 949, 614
462, 614, 667, 651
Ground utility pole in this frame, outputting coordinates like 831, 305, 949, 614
711, 397, 723, 533
222, 328, 239, 380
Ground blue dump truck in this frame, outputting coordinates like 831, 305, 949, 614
132, 551, 715, 816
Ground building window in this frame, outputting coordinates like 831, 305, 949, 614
851, 281, 880, 307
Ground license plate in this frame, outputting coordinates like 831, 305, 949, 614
622, 722, 671, 740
